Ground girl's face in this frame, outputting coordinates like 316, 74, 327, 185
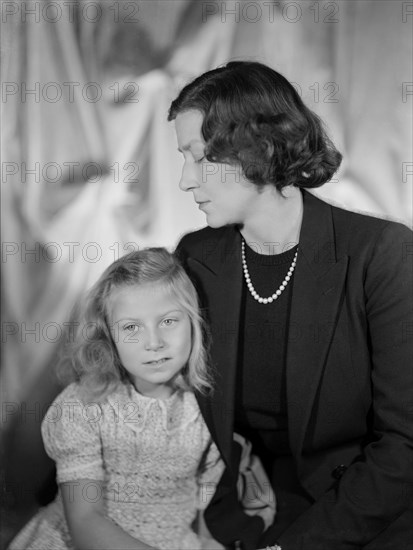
174, 110, 261, 228
108, 283, 192, 399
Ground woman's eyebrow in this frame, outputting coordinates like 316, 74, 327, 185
177, 139, 204, 153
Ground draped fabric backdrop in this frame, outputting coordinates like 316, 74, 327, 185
1, 0, 412, 544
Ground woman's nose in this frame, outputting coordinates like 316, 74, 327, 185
179, 162, 199, 192
144, 328, 165, 351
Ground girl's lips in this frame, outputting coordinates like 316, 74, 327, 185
144, 358, 169, 365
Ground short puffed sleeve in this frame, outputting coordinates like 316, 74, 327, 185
41, 383, 104, 483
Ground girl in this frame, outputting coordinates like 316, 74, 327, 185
8, 248, 226, 550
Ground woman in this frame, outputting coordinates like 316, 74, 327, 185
168, 61, 412, 550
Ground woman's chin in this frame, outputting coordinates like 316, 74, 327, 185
204, 214, 227, 229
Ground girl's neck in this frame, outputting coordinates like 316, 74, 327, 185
129, 379, 177, 400
240, 185, 303, 255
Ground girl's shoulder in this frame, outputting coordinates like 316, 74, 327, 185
51, 381, 127, 407
47, 381, 103, 412
51, 381, 84, 403
42, 382, 101, 429
177, 390, 205, 427
178, 389, 200, 413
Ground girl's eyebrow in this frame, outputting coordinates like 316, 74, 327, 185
115, 309, 184, 323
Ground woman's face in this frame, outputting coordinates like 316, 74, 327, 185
174, 110, 260, 228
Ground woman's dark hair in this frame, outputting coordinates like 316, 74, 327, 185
168, 61, 342, 190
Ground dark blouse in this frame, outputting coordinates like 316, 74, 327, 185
234, 242, 312, 541
234, 241, 298, 470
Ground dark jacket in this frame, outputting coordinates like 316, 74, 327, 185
176, 190, 413, 550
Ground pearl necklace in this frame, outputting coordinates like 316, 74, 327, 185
241, 239, 298, 304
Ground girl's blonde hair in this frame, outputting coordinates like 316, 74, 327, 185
59, 248, 213, 401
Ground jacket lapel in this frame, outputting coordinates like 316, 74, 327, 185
189, 191, 349, 471
286, 191, 349, 462
188, 228, 243, 468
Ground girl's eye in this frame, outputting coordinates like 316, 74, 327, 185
195, 156, 205, 164
161, 318, 177, 327
124, 323, 139, 332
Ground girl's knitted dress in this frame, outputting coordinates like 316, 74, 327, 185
8, 382, 224, 550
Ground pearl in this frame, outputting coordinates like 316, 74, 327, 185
241, 239, 298, 305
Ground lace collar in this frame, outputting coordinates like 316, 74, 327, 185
107, 382, 200, 434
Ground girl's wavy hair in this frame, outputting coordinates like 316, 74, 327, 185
168, 61, 342, 190
59, 248, 213, 401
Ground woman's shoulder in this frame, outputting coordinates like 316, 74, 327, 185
176, 225, 230, 259
308, 193, 412, 233
309, 191, 412, 249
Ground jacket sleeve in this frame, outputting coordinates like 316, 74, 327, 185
276, 222, 413, 549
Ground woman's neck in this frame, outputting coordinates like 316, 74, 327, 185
240, 185, 303, 255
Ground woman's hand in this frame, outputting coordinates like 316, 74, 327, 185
61, 479, 159, 550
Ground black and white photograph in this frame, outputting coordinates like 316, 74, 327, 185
1, 1, 412, 549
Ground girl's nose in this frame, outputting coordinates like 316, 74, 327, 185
179, 162, 199, 192
144, 328, 165, 351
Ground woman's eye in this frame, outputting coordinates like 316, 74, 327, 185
161, 318, 177, 327
195, 156, 205, 164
